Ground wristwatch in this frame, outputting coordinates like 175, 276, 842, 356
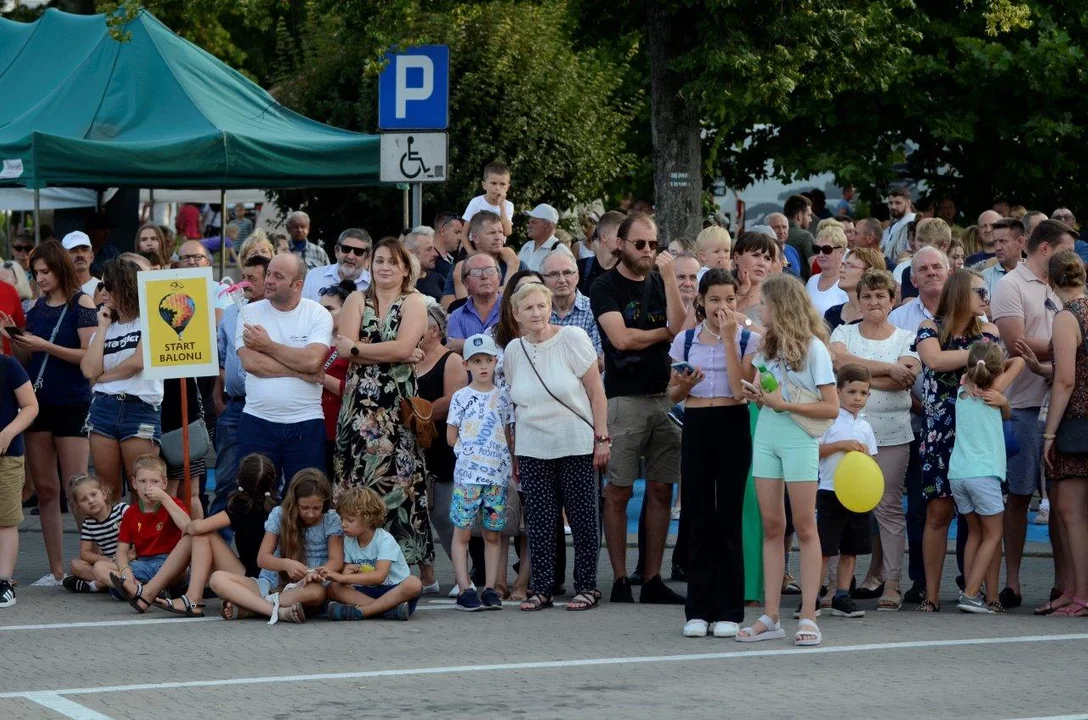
350, 344, 360, 357
595, 435, 612, 447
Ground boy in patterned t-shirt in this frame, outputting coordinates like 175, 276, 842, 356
447, 334, 513, 612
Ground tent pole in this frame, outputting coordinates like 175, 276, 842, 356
149, 188, 155, 225
219, 188, 226, 280
5, 210, 10, 257
33, 189, 40, 244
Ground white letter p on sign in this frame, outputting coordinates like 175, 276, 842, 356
395, 55, 434, 119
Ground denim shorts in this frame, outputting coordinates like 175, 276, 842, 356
449, 483, 508, 531
353, 583, 420, 615
950, 476, 1004, 517
129, 553, 169, 582
1005, 407, 1042, 496
85, 392, 161, 444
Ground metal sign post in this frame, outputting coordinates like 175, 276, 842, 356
378, 46, 450, 227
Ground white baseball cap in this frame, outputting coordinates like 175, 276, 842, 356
61, 231, 92, 250
524, 204, 559, 224
463, 333, 500, 359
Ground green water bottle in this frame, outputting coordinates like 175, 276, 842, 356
757, 364, 778, 393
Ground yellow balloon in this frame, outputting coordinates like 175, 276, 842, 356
834, 451, 884, 512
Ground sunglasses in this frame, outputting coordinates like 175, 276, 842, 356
625, 239, 659, 251
338, 244, 370, 257
972, 287, 989, 301
12, 245, 32, 252
815, 244, 841, 255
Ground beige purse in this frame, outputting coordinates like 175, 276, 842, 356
784, 372, 834, 438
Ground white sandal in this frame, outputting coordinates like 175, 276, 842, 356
794, 618, 822, 646
736, 614, 786, 643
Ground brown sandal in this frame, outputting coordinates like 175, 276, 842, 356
520, 593, 553, 611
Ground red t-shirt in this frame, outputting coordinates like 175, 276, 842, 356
175, 204, 202, 240
118, 497, 189, 557
321, 349, 349, 441
0, 280, 26, 356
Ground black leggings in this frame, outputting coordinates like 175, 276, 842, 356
682, 405, 750, 623
519, 454, 600, 595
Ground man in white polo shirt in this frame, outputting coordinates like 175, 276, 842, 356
517, 204, 562, 272
236, 253, 333, 486
991, 218, 1076, 609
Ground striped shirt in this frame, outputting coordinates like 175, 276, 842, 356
81, 502, 128, 558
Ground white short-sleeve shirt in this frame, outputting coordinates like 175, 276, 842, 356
805, 275, 849, 317
236, 298, 332, 424
829, 323, 917, 446
754, 337, 836, 399
817, 408, 879, 491
463, 195, 515, 224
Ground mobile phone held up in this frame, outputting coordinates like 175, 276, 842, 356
671, 361, 696, 375
4, 326, 23, 337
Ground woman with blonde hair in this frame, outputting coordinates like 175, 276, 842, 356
805, 225, 849, 316
960, 225, 982, 258
914, 269, 999, 612
739, 274, 839, 646
235, 230, 275, 274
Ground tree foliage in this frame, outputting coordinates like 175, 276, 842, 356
271, 0, 634, 241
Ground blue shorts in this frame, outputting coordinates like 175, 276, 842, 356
752, 407, 819, 482
109, 553, 170, 600
85, 392, 161, 444
353, 583, 420, 615
1005, 407, 1042, 496
450, 484, 508, 531
950, 476, 1004, 517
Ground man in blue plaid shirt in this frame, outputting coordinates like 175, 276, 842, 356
541, 249, 603, 368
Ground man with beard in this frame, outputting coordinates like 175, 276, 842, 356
783, 196, 815, 280
62, 231, 100, 298
590, 212, 687, 605
210, 254, 270, 529
881, 187, 916, 265
302, 228, 372, 302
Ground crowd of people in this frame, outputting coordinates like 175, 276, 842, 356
0, 165, 1085, 646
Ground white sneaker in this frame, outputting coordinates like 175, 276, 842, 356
31, 574, 63, 587
683, 619, 709, 637
421, 580, 441, 596
712, 621, 739, 638
447, 583, 476, 598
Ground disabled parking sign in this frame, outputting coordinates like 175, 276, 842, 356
380, 132, 448, 183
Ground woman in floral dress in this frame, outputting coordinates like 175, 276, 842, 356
334, 238, 432, 565
914, 269, 999, 611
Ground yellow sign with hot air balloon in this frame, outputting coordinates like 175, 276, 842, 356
137, 267, 219, 380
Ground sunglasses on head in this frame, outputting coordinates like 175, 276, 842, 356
338, 244, 370, 257
815, 244, 840, 255
625, 239, 659, 251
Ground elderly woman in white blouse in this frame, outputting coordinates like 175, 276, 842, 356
504, 282, 610, 612
829, 268, 921, 610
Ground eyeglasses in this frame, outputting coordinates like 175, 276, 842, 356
542, 269, 577, 281
178, 253, 207, 263
972, 287, 990, 301
11, 245, 32, 252
844, 262, 868, 272
815, 244, 841, 255
338, 244, 370, 257
1055, 214, 1075, 222
467, 267, 499, 278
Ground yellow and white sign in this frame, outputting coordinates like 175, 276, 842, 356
138, 267, 219, 380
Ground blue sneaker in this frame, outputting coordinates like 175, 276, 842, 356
456, 588, 483, 612
481, 587, 503, 610
327, 601, 364, 621
381, 601, 411, 621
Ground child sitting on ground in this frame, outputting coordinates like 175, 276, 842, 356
153, 453, 280, 617
815, 365, 878, 620
447, 333, 514, 612
95, 454, 191, 611
322, 487, 424, 621
695, 226, 732, 281
65, 475, 128, 594
951, 341, 1023, 614
0, 350, 37, 608
209, 469, 343, 625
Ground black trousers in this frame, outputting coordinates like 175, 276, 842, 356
682, 405, 750, 623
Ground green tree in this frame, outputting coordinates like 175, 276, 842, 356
271, 0, 634, 243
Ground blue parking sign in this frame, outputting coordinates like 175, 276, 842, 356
378, 45, 450, 130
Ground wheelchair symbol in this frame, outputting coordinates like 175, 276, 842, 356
399, 136, 431, 179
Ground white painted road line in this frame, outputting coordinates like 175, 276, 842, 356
0, 616, 216, 632
2, 632, 1086, 700
23, 693, 114, 719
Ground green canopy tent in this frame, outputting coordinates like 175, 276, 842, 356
0, 8, 379, 190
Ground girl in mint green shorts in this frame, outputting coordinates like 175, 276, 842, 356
738, 275, 839, 647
